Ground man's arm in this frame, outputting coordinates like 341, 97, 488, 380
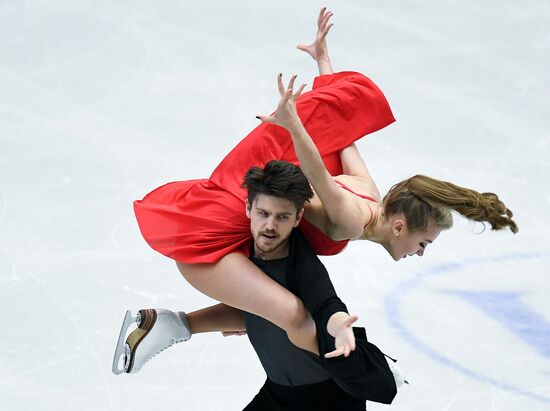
287, 231, 398, 403
186, 303, 246, 335
287, 230, 351, 336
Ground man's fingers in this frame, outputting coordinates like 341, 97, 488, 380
222, 331, 245, 337
324, 348, 343, 358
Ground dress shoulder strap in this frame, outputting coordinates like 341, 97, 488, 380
334, 180, 379, 203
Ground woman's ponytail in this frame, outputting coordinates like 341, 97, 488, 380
383, 175, 518, 233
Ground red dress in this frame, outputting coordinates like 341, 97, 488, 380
134, 71, 395, 263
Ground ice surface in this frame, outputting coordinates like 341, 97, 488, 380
1, 1, 549, 410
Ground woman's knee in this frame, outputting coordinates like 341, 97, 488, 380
277, 300, 312, 332
175, 260, 216, 297
176, 260, 188, 278
176, 261, 205, 283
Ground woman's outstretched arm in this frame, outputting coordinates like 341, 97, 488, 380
257, 76, 366, 240
297, 7, 334, 75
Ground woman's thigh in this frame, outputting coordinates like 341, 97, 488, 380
176, 252, 307, 332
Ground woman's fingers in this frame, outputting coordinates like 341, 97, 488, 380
278, 73, 299, 99
319, 11, 333, 40
256, 115, 274, 124
320, 23, 333, 40
281, 87, 293, 105
293, 83, 307, 99
317, 6, 327, 27
320, 11, 333, 30
287, 74, 297, 92
277, 73, 285, 96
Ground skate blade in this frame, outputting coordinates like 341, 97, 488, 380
124, 309, 157, 373
111, 310, 137, 375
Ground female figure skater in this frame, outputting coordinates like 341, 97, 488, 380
112, 8, 517, 374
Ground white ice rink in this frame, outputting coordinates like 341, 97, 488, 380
1, 1, 549, 410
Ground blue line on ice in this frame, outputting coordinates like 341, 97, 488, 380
385, 252, 550, 404
445, 289, 550, 358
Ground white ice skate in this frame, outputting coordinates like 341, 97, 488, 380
385, 356, 409, 389
112, 308, 191, 375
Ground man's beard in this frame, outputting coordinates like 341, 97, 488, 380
255, 231, 284, 254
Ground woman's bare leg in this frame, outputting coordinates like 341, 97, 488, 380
177, 253, 318, 354
187, 303, 245, 334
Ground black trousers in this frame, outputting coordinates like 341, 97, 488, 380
243, 378, 366, 411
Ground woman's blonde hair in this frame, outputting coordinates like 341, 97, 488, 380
382, 175, 518, 234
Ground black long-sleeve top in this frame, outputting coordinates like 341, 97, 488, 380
283, 229, 397, 404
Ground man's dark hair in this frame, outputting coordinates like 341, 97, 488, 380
242, 160, 314, 213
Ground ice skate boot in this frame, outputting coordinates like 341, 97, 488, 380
385, 356, 408, 389
112, 308, 191, 375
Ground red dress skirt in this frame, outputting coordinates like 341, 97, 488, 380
134, 71, 395, 263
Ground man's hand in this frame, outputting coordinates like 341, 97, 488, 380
221, 331, 247, 337
324, 312, 358, 358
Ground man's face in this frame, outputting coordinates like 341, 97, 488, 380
246, 194, 304, 260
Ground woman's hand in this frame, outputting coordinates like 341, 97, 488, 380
297, 7, 334, 62
324, 312, 358, 358
256, 74, 307, 131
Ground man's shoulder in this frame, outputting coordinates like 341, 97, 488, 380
290, 229, 325, 268
291, 229, 316, 256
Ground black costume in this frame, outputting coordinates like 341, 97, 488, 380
243, 230, 397, 410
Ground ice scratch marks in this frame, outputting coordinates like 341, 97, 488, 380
442, 396, 457, 411
0, 352, 92, 387
122, 285, 161, 305
110, 220, 140, 259
17, 266, 116, 411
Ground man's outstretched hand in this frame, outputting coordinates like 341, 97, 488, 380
325, 312, 358, 358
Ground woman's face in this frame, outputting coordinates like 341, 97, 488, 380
387, 217, 442, 261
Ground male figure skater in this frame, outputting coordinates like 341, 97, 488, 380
113, 160, 402, 409
237, 162, 399, 410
